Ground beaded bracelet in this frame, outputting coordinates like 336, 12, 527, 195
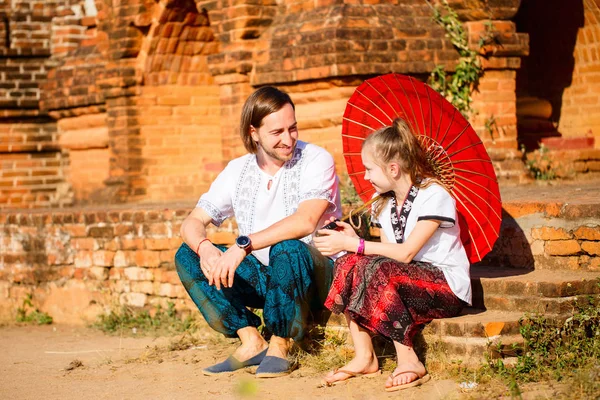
356, 238, 365, 256
196, 238, 211, 255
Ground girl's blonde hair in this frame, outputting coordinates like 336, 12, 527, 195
363, 118, 438, 218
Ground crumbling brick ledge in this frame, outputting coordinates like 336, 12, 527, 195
1, 180, 599, 325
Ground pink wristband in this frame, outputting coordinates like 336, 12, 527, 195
356, 238, 365, 255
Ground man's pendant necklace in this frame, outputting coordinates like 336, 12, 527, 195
267, 179, 273, 190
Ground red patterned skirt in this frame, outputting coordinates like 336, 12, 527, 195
324, 253, 463, 347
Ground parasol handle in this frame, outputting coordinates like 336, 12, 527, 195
336, 195, 383, 230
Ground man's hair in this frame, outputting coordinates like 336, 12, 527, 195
239, 86, 295, 154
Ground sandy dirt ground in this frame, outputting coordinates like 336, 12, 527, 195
0, 324, 465, 400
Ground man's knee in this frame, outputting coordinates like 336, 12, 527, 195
269, 239, 307, 258
174, 243, 199, 281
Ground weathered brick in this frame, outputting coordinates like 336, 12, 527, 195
158, 282, 183, 298
88, 226, 114, 238
135, 250, 161, 267
531, 226, 572, 240
120, 292, 147, 307
89, 266, 109, 280
123, 267, 153, 281
92, 250, 115, 266
74, 250, 93, 268
581, 241, 600, 256
545, 240, 581, 256
573, 226, 600, 240
120, 238, 145, 250
113, 250, 136, 267
131, 281, 154, 295
144, 238, 172, 250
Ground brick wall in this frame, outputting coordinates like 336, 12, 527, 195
57, 113, 110, 203
558, 0, 600, 147
2, 199, 599, 323
0, 0, 56, 115
4, 0, 531, 208
0, 205, 237, 323
479, 200, 600, 271
0, 120, 72, 208
136, 85, 222, 202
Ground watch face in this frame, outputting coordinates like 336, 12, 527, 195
236, 236, 251, 248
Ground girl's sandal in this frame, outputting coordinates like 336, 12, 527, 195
319, 368, 381, 387
384, 370, 431, 392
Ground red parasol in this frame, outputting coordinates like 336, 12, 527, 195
342, 73, 502, 263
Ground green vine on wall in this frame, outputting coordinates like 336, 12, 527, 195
427, 0, 496, 119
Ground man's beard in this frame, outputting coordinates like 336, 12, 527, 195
258, 140, 296, 163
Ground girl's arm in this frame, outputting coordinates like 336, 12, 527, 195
315, 219, 440, 263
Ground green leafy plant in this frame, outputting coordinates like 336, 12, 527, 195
483, 286, 600, 397
339, 172, 361, 206
93, 301, 199, 336
16, 293, 53, 325
522, 143, 573, 180
427, 1, 497, 118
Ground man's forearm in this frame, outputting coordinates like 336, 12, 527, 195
249, 213, 315, 251
249, 199, 330, 250
180, 217, 210, 253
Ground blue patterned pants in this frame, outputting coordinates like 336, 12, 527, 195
175, 240, 333, 341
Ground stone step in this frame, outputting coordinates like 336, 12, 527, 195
422, 309, 526, 363
471, 266, 600, 312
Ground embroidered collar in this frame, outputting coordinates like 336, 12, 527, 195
389, 185, 419, 243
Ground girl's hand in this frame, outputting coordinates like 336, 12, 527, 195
331, 219, 360, 238
314, 229, 356, 256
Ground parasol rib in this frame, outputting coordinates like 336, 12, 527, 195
453, 167, 499, 182
451, 158, 493, 165
384, 75, 412, 122
453, 180, 502, 223
446, 141, 485, 158
343, 117, 378, 132
453, 193, 494, 254
393, 75, 423, 137
409, 76, 428, 143
438, 106, 456, 145
453, 173, 502, 204
453, 190, 499, 247
430, 86, 445, 142
365, 80, 397, 124
353, 90, 395, 125
346, 101, 388, 128
464, 224, 482, 261
442, 123, 471, 153
341, 133, 369, 141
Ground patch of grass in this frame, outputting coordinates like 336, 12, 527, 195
16, 293, 53, 325
293, 326, 354, 373
523, 144, 574, 180
430, 287, 600, 399
93, 301, 200, 336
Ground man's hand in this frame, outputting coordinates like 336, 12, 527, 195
209, 245, 246, 290
198, 241, 223, 281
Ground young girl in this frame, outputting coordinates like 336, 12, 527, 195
314, 118, 471, 391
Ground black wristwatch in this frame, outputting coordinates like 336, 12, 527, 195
235, 235, 252, 255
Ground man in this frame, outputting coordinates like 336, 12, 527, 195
175, 86, 341, 378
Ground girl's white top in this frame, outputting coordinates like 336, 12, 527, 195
196, 140, 341, 265
372, 182, 472, 305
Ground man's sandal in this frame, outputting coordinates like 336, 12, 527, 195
202, 348, 268, 376
255, 356, 298, 378
319, 369, 381, 387
384, 370, 431, 392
